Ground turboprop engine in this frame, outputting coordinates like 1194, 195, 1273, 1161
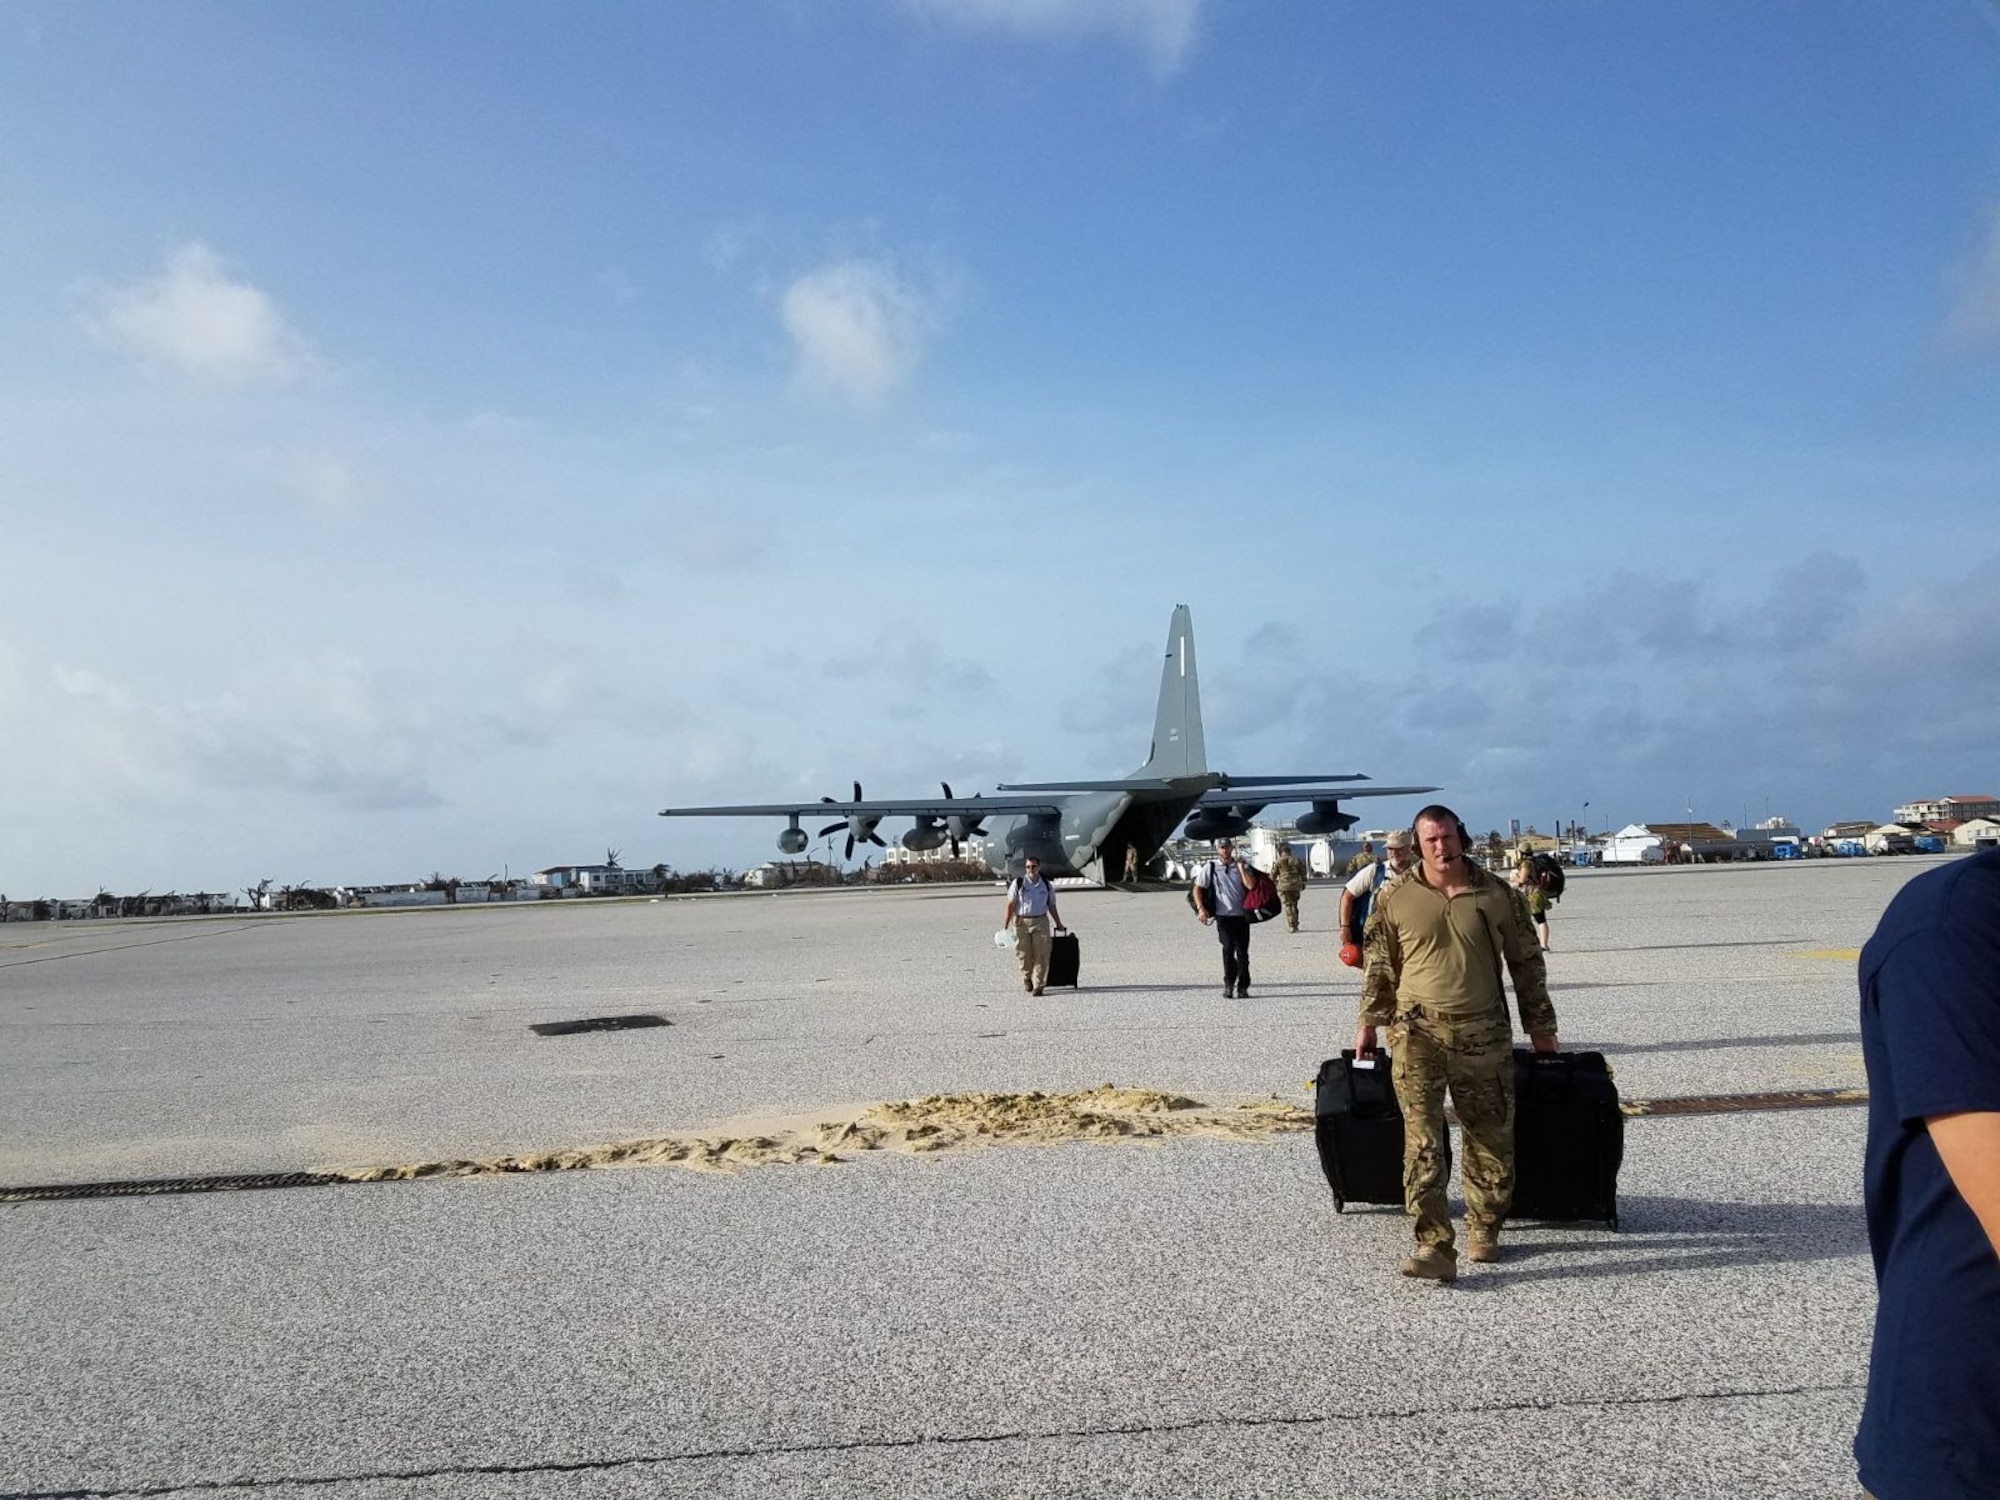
901, 817, 947, 852
1294, 801, 1359, 836
1182, 808, 1252, 842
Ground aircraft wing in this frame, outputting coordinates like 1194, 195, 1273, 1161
658, 796, 1062, 819
996, 778, 1184, 792
1211, 774, 1373, 787
1195, 784, 1439, 807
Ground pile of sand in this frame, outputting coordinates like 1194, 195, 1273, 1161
336, 1084, 1313, 1184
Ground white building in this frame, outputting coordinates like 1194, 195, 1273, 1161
1894, 794, 2000, 825
1865, 824, 1922, 855
1600, 825, 1668, 864
1953, 818, 2000, 849
529, 865, 661, 895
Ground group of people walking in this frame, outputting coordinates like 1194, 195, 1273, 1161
1001, 811, 1561, 1283
1000, 811, 2000, 1493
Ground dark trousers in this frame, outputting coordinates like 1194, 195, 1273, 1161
1214, 915, 1251, 990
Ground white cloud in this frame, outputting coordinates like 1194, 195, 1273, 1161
780, 257, 944, 408
901, 0, 1204, 75
248, 448, 370, 518
1376, 555, 2000, 833
2, 649, 444, 817
823, 625, 997, 716
82, 242, 315, 386
1942, 206, 2000, 347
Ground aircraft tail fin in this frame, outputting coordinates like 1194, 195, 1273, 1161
1135, 604, 1207, 779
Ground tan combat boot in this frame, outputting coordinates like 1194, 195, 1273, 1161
1399, 1245, 1458, 1283
1466, 1232, 1502, 1264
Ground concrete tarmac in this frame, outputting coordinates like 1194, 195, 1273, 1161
0, 857, 1920, 1497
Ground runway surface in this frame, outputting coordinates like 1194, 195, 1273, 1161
0, 857, 1921, 1497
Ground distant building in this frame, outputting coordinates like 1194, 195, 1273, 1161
1602, 822, 1740, 864
1893, 794, 2000, 825
881, 842, 963, 867
741, 860, 843, 889
1601, 825, 1667, 864
1732, 817, 1803, 857
1866, 824, 1922, 855
529, 864, 661, 895
1952, 817, 2000, 850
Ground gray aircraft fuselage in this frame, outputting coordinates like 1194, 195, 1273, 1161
974, 784, 1203, 880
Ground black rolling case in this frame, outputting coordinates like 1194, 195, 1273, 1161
1045, 931, 1080, 988
1509, 1049, 1624, 1230
1312, 1050, 1410, 1212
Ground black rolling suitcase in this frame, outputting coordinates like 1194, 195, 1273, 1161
1045, 931, 1080, 988
1312, 1049, 1410, 1212
1509, 1049, 1624, 1229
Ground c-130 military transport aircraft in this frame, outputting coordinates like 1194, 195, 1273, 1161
658, 605, 1437, 880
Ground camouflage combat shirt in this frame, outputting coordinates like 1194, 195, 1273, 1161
1360, 859, 1557, 1035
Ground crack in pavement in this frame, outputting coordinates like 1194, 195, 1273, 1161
0, 925, 260, 969
0, 1379, 1867, 1498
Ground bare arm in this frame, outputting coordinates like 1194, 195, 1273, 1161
1002, 896, 1018, 929
1928, 1112, 2000, 1260
1338, 890, 1357, 943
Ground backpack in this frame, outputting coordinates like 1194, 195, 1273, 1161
1347, 856, 1387, 943
1529, 851, 1566, 903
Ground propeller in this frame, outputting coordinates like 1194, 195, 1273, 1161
817, 782, 884, 861
943, 782, 987, 858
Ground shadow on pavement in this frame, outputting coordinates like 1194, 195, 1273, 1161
1562, 939, 1810, 953
1480, 1196, 1868, 1287
1590, 1031, 1860, 1055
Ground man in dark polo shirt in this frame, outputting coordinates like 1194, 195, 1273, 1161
1354, 804, 1557, 1282
1855, 847, 2000, 1499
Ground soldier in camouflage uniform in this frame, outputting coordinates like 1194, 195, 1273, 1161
1355, 804, 1558, 1283
1272, 843, 1308, 932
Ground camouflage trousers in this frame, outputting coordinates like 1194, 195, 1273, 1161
1279, 889, 1302, 931
1388, 1005, 1515, 1252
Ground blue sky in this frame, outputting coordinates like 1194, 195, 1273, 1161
4, 0, 1998, 895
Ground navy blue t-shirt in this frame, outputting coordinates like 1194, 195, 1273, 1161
1855, 848, 2000, 1498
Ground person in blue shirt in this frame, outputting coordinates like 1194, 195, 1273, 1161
1002, 856, 1066, 996
1855, 847, 2000, 1499
1192, 837, 1259, 998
